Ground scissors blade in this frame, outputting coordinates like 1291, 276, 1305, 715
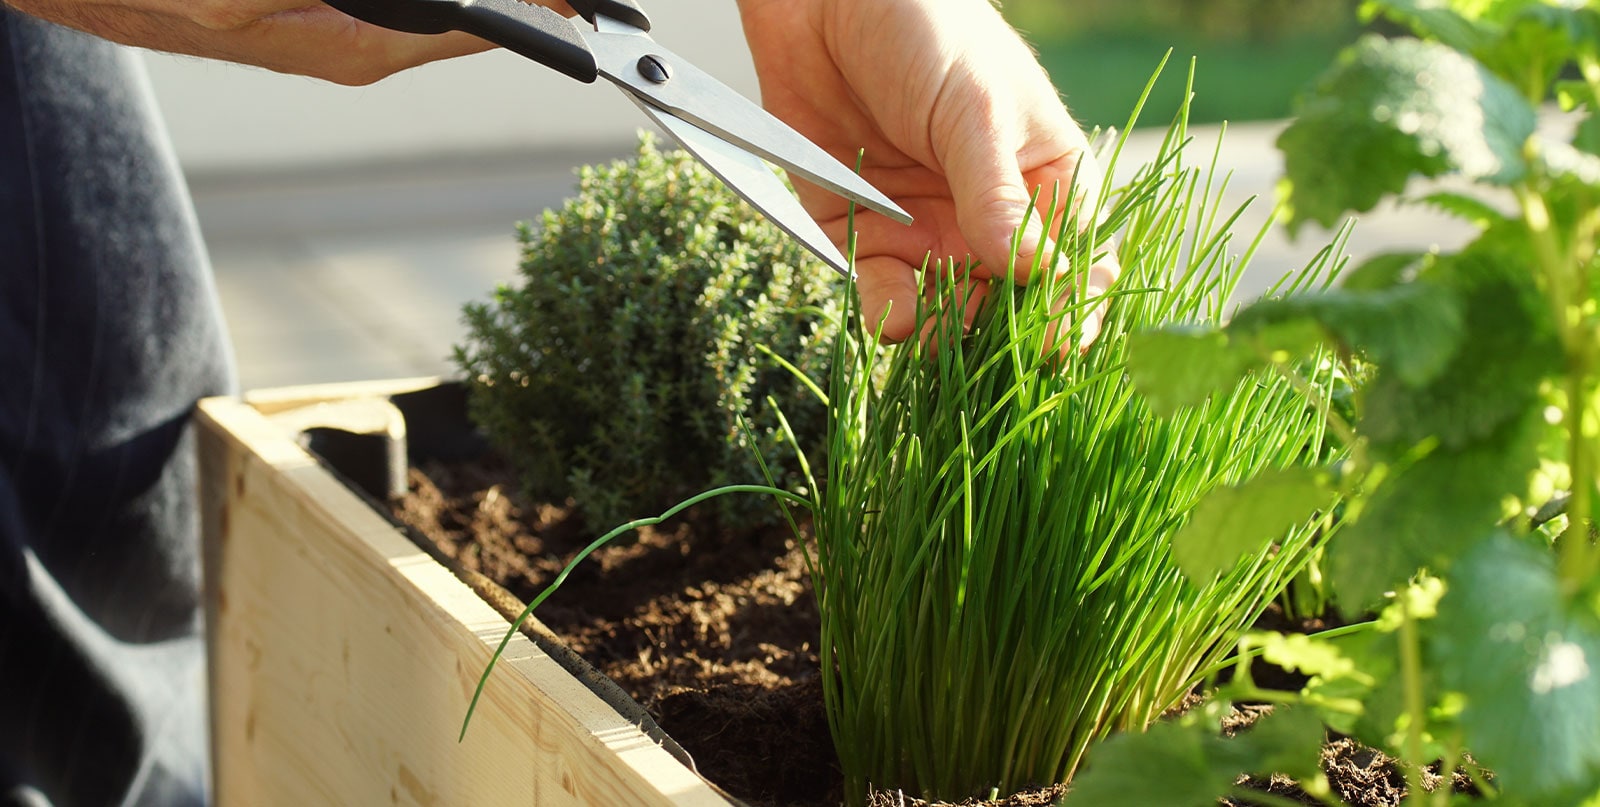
579, 21, 913, 227
630, 95, 853, 278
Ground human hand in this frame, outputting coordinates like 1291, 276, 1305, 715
735, 0, 1118, 347
1, 0, 577, 85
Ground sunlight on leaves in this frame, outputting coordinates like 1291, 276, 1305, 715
1433, 534, 1600, 797
1277, 34, 1537, 231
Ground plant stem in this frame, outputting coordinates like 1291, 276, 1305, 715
1562, 357, 1596, 590
1521, 180, 1600, 590
461, 483, 810, 739
1430, 734, 1462, 807
1462, 753, 1500, 799
1397, 595, 1428, 804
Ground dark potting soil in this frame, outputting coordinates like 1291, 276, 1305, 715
389, 456, 1447, 807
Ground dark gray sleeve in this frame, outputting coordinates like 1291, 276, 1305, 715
0, 9, 235, 806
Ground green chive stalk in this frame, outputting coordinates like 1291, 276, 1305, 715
803, 84, 1343, 804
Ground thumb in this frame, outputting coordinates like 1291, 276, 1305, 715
937, 99, 1051, 283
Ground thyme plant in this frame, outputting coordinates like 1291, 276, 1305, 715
454, 134, 838, 533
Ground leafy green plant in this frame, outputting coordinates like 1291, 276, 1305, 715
454, 133, 839, 532
802, 77, 1347, 805
1071, 2, 1600, 804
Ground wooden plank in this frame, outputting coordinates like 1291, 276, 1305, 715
242, 376, 442, 416
197, 395, 732, 807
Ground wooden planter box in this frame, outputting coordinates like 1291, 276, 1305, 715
196, 379, 734, 807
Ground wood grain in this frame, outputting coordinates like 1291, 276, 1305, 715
197, 390, 732, 807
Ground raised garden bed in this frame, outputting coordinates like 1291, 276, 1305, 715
199, 378, 1430, 807
196, 378, 732, 807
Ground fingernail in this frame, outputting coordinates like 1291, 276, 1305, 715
1018, 215, 1046, 257
1078, 310, 1103, 352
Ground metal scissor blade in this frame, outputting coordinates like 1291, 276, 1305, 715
580, 24, 913, 226
632, 96, 853, 278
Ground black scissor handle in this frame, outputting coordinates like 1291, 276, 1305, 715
323, 0, 599, 82
570, 0, 650, 31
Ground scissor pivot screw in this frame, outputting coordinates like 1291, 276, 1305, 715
636, 55, 672, 84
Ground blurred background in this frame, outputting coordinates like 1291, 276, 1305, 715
144, 0, 1459, 392
1006, 0, 1359, 129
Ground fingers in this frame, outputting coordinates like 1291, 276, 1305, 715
854, 254, 923, 343
933, 86, 1052, 280
1047, 252, 1119, 356
856, 250, 999, 357
1075, 258, 1119, 349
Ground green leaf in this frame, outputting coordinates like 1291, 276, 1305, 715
1340, 251, 1429, 292
1129, 317, 1326, 416
1361, 249, 1557, 450
1328, 407, 1543, 613
1277, 35, 1538, 232
1063, 708, 1326, 806
1223, 706, 1329, 784
1578, 113, 1600, 157
1348, 670, 1412, 752
1558, 80, 1598, 112
1172, 468, 1337, 582
1361, 0, 1492, 53
1432, 534, 1600, 797
1136, 276, 1464, 418
1412, 190, 1511, 228
1127, 326, 1252, 416
1062, 721, 1232, 807
1232, 281, 1465, 389
1253, 631, 1360, 680
1366, 1, 1600, 94
1480, 4, 1600, 93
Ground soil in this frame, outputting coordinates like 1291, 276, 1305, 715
388, 455, 1464, 807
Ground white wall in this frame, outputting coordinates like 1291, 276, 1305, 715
141, 1, 759, 174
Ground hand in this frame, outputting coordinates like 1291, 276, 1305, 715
0, 0, 582, 85
735, 0, 1118, 346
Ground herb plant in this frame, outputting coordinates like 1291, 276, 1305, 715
454, 134, 838, 532
1069, 2, 1600, 804
802, 77, 1346, 804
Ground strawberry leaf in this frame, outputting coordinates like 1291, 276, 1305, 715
1577, 112, 1600, 157
1230, 281, 1465, 389
1328, 407, 1543, 613
1172, 467, 1337, 582
1361, 248, 1556, 450
1360, 0, 1492, 53
1432, 534, 1600, 797
1063, 708, 1325, 806
1277, 35, 1538, 232
1127, 319, 1322, 416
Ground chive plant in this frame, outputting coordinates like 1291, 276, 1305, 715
798, 80, 1345, 803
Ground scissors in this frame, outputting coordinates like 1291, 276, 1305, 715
320, 0, 914, 277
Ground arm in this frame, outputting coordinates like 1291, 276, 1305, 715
0, 0, 577, 85
735, 0, 1117, 345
